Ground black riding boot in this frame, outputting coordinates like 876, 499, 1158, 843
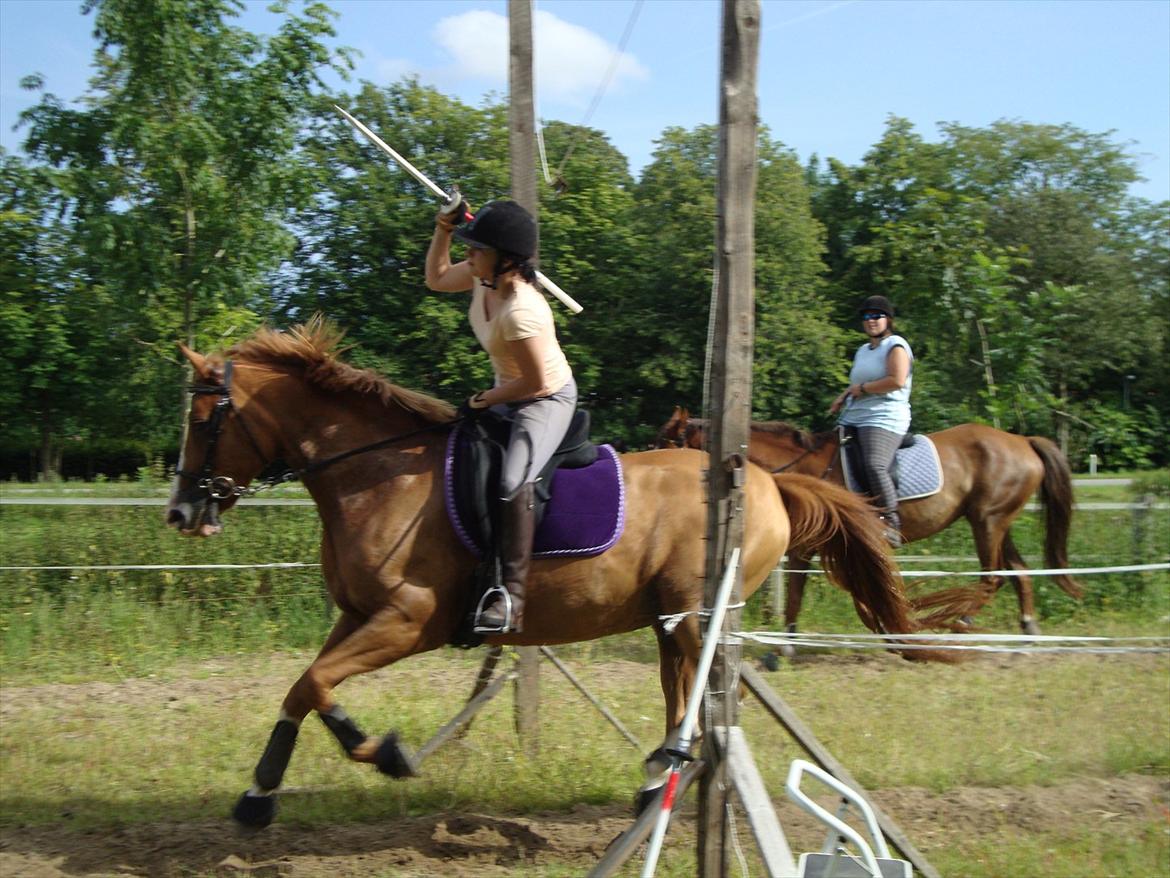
879, 509, 903, 549
477, 483, 535, 634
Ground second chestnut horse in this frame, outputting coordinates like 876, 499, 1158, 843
657, 407, 1082, 635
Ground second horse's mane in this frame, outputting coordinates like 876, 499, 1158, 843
686, 416, 830, 452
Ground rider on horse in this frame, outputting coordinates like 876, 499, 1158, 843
829, 295, 913, 548
426, 199, 577, 633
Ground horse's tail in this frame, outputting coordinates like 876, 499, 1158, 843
1028, 436, 1083, 599
773, 473, 961, 663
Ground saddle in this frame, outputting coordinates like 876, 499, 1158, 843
444, 409, 626, 646
839, 426, 943, 501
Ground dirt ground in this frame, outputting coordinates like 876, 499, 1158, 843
1, 775, 1166, 877
1, 655, 1167, 877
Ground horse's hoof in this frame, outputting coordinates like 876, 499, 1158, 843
232, 791, 277, 828
375, 732, 419, 778
1021, 619, 1041, 636
761, 651, 780, 672
778, 643, 797, 659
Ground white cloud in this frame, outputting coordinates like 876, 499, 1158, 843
433, 8, 648, 106
375, 56, 422, 83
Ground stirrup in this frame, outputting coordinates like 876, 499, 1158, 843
473, 585, 517, 634
878, 513, 903, 549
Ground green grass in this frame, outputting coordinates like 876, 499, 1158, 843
1, 480, 1167, 875
1, 650, 1166, 876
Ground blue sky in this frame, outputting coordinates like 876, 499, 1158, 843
1, 0, 1168, 202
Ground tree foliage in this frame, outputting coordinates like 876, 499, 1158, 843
0, 3, 1166, 477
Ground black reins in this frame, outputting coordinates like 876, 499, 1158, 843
177, 359, 458, 501
667, 418, 839, 480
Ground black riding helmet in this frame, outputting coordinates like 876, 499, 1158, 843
858, 295, 895, 317
454, 200, 537, 261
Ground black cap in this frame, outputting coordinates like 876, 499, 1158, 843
858, 295, 895, 317
454, 200, 537, 260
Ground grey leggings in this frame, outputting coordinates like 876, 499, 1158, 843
855, 425, 902, 513
493, 377, 578, 499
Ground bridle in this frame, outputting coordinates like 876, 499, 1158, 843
175, 361, 276, 501
176, 359, 458, 502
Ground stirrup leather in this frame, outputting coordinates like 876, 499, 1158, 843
473, 585, 517, 634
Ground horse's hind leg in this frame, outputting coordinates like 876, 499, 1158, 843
1003, 533, 1041, 635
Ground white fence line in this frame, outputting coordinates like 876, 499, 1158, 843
1, 497, 1165, 511
739, 630, 1170, 655
0, 562, 320, 571
785, 562, 1169, 579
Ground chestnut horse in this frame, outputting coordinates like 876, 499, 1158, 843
167, 320, 951, 828
657, 407, 1082, 636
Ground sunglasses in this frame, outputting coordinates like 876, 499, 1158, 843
861, 311, 888, 321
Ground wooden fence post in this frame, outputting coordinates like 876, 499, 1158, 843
509, 0, 540, 754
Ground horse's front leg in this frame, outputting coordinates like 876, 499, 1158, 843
637, 617, 702, 812
234, 607, 425, 828
233, 612, 362, 827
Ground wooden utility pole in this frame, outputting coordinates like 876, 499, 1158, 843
698, 1, 760, 875
508, 0, 541, 754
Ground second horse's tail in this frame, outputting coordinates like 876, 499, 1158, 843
772, 473, 962, 663
1029, 436, 1083, 599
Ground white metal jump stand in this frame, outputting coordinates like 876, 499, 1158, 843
786, 760, 912, 878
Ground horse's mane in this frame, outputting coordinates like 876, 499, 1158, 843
686, 416, 830, 452
751, 420, 833, 452
225, 316, 456, 424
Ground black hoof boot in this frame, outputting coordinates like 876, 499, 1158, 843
761, 651, 780, 672
233, 790, 277, 828
375, 732, 419, 778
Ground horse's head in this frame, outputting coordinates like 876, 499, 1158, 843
167, 344, 271, 537
654, 406, 703, 450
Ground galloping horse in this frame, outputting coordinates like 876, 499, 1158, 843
167, 319, 956, 828
657, 407, 1082, 635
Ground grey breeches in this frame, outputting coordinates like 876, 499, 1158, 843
495, 377, 578, 499
855, 425, 902, 512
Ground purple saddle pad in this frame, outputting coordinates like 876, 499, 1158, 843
444, 436, 626, 560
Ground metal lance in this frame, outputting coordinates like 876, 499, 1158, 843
334, 105, 583, 314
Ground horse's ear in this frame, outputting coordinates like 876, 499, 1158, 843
679, 407, 689, 422
178, 343, 222, 383
178, 342, 203, 368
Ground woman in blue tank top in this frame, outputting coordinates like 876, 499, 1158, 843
828, 295, 913, 547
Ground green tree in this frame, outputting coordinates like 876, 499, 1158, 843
811, 115, 1167, 459
279, 80, 509, 395
11, 0, 352, 473
631, 125, 842, 438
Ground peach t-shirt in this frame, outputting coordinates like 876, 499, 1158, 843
468, 280, 572, 396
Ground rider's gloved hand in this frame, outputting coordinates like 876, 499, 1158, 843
458, 391, 490, 419
436, 191, 470, 230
